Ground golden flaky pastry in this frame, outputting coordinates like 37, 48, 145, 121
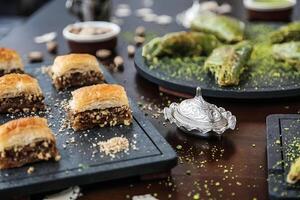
0, 117, 55, 151
51, 53, 101, 78
70, 84, 130, 113
0, 47, 24, 71
0, 73, 43, 98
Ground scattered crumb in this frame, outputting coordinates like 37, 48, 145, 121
41, 65, 50, 74
135, 26, 145, 36
114, 56, 124, 69
96, 49, 112, 60
134, 36, 145, 46
46, 41, 58, 54
27, 166, 35, 174
127, 45, 136, 57
55, 154, 62, 161
193, 193, 200, 200
28, 51, 43, 63
98, 136, 129, 157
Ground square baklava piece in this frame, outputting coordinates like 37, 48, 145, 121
69, 84, 132, 131
50, 53, 104, 90
0, 47, 24, 76
0, 73, 45, 113
0, 117, 60, 169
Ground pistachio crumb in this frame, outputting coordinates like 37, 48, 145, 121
27, 166, 35, 174
193, 193, 200, 200
176, 145, 183, 150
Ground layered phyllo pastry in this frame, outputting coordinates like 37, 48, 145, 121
50, 53, 104, 90
204, 41, 253, 86
287, 157, 300, 184
0, 47, 24, 76
191, 12, 245, 43
69, 84, 132, 131
270, 22, 300, 44
0, 73, 45, 113
0, 117, 60, 169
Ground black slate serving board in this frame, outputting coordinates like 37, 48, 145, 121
0, 64, 177, 198
266, 114, 300, 199
134, 48, 300, 99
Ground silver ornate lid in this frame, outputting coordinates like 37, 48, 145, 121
164, 87, 236, 137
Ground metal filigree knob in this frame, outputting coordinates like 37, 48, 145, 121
164, 87, 236, 137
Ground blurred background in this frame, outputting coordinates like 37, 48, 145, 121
1, 0, 300, 41
0, 0, 50, 39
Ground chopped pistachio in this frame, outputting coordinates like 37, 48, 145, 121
193, 193, 200, 200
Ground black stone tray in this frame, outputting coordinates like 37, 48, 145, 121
134, 48, 300, 99
266, 114, 300, 199
0, 64, 177, 198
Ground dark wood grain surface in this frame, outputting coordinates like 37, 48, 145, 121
1, 0, 300, 199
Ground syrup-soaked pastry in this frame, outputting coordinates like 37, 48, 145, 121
69, 84, 132, 131
0, 47, 24, 77
272, 41, 300, 70
0, 73, 45, 113
142, 31, 220, 61
191, 12, 245, 43
50, 53, 104, 90
204, 41, 253, 86
270, 22, 300, 44
0, 117, 60, 169
287, 157, 300, 184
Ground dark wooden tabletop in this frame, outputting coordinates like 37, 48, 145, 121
1, 0, 300, 199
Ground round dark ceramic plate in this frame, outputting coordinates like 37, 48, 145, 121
134, 48, 300, 99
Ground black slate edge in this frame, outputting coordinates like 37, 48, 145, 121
266, 115, 284, 173
135, 48, 300, 99
266, 114, 300, 200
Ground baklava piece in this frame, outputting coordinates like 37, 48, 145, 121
0, 73, 45, 113
50, 54, 104, 90
0, 47, 24, 76
0, 117, 60, 169
69, 84, 132, 131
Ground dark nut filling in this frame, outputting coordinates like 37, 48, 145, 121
0, 68, 24, 77
70, 105, 132, 131
0, 94, 45, 113
0, 140, 58, 169
53, 71, 104, 90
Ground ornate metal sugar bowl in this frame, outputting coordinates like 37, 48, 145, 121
164, 87, 236, 137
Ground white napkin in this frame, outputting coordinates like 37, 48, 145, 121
43, 186, 81, 200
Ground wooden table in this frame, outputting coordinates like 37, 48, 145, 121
1, 0, 300, 199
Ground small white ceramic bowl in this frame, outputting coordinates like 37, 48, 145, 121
243, 0, 296, 21
63, 21, 121, 54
